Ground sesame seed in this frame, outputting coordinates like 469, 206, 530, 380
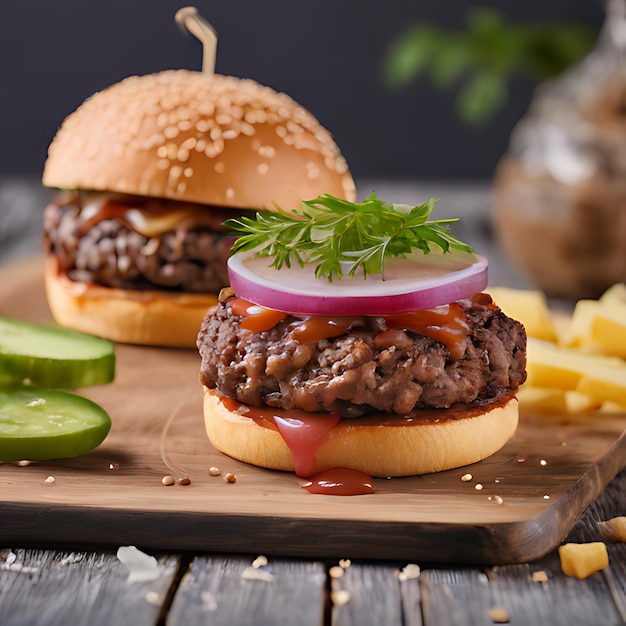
252, 555, 268, 568
224, 472, 237, 483
214, 162, 225, 173
329, 566, 344, 578
157, 146, 168, 158
196, 119, 211, 133
177, 148, 190, 162
156, 159, 169, 170
183, 167, 193, 178
44, 476, 56, 484
461, 473, 473, 482
475, 483, 484, 491
178, 477, 191, 486
226, 187, 235, 199
162, 475, 175, 486
257, 163, 269, 174
222, 129, 238, 140
216, 114, 232, 125
208, 466, 222, 476
164, 126, 180, 139
258, 145, 276, 158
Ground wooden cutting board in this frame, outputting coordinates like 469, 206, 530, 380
0, 257, 624, 565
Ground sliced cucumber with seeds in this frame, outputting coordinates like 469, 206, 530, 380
0, 388, 112, 462
0, 317, 115, 388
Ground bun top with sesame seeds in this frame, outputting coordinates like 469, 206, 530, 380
43, 70, 356, 210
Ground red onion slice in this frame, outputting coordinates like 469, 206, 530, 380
227, 251, 488, 316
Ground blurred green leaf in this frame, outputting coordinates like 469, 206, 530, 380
383, 24, 441, 88
381, 7, 596, 125
430, 35, 470, 87
456, 71, 508, 125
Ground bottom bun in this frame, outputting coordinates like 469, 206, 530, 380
203, 386, 519, 477
45, 257, 218, 348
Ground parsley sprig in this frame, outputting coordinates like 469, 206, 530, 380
225, 193, 474, 281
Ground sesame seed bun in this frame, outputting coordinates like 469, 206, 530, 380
202, 386, 519, 477
43, 69, 356, 209
41, 69, 356, 347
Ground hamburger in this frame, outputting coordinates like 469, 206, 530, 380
196, 194, 527, 484
42, 70, 356, 347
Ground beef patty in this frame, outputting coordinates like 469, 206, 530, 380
197, 293, 527, 417
43, 192, 250, 293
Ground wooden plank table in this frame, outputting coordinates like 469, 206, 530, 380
0, 178, 624, 625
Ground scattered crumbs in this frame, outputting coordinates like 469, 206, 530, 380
561, 441, 567, 446
109, 462, 120, 470
161, 475, 175, 486
494, 478, 501, 484
397, 563, 421, 581
0, 550, 16, 564
517, 455, 527, 463
488, 495, 504, 505
16, 460, 32, 467
59, 554, 84, 566
543, 495, 550, 500
241, 566, 274, 582
208, 466, 221, 477
339, 559, 351, 569
540, 459, 547, 466
531, 570, 549, 583
44, 476, 56, 484
178, 477, 191, 486
331, 590, 351, 606
117, 546, 161, 583
201, 591, 218, 612
488, 606, 510, 623
224, 473, 237, 484
252, 555, 268, 569
474, 483, 484, 491
144, 591, 161, 606
461, 473, 473, 482
329, 565, 344, 579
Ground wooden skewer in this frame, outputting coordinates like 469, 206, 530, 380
175, 6, 218, 75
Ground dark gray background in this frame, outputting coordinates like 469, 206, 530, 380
0, 1, 604, 181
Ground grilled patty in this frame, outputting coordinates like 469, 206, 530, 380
197, 293, 527, 417
43, 192, 246, 293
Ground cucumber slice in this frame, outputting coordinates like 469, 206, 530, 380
0, 317, 115, 388
0, 388, 112, 462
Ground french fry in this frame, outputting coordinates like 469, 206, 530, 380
525, 338, 625, 391
567, 299, 626, 358
517, 386, 567, 415
488, 286, 558, 342
575, 367, 626, 408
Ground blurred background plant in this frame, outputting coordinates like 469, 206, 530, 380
382, 7, 597, 125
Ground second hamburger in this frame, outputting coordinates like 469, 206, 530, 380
42, 70, 356, 347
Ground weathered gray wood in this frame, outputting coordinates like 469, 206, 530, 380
167, 555, 326, 626
485, 551, 623, 626
330, 562, 405, 626
604, 544, 626, 623
0, 548, 179, 626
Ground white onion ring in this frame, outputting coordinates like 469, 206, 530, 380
227, 251, 488, 316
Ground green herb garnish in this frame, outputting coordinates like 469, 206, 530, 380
225, 193, 474, 281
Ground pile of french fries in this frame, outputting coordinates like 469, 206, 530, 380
488, 284, 626, 415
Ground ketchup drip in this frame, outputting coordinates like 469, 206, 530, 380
219, 397, 376, 495
299, 469, 374, 496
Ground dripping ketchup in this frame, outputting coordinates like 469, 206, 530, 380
219, 397, 375, 495
299, 469, 374, 496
